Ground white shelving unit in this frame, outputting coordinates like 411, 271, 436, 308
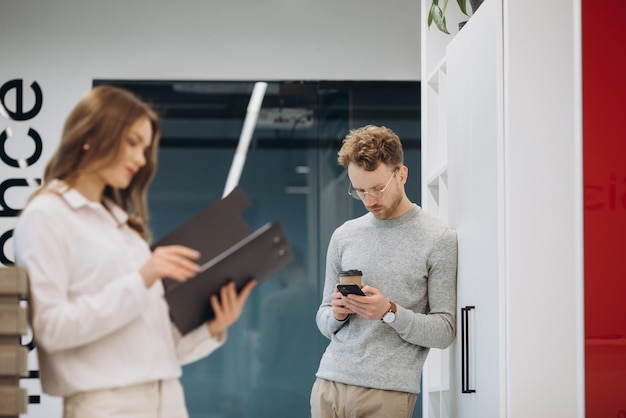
420, 5, 458, 418
421, 1, 585, 417
421, 2, 498, 418
421, 53, 452, 418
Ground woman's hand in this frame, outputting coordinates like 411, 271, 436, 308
140, 245, 200, 288
207, 280, 257, 340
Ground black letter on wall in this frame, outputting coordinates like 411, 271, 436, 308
0, 128, 43, 167
0, 79, 43, 121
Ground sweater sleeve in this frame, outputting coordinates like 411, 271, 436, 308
390, 227, 458, 349
315, 231, 351, 338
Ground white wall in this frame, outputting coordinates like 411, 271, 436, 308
1, 0, 421, 82
0, 1, 420, 416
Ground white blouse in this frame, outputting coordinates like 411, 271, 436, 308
14, 183, 224, 397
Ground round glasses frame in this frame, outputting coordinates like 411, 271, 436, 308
348, 170, 397, 201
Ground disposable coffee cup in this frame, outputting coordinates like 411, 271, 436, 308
339, 270, 363, 286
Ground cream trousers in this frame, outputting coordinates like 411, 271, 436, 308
63, 378, 188, 418
310, 378, 417, 418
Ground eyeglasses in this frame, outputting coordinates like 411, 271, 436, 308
348, 170, 397, 201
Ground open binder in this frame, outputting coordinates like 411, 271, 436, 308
152, 188, 293, 335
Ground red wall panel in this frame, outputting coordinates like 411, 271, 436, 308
583, 0, 626, 415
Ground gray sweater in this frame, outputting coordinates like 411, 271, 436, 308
315, 204, 457, 394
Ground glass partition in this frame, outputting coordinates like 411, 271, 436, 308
96, 80, 422, 418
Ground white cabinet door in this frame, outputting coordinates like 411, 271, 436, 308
446, 0, 505, 417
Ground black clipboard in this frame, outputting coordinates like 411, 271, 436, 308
151, 188, 293, 335
152, 187, 253, 266
164, 222, 293, 335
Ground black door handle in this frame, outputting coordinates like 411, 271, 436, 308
461, 305, 476, 394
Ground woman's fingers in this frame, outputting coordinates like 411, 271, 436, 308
207, 280, 257, 339
140, 245, 201, 287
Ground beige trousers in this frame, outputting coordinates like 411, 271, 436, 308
310, 378, 417, 418
63, 379, 188, 418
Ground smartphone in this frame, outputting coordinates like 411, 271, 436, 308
336, 283, 367, 296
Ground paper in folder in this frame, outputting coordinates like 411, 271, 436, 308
152, 188, 293, 335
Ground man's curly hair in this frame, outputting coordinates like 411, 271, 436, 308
337, 125, 404, 171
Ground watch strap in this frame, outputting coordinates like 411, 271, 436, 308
389, 301, 397, 314
381, 301, 397, 321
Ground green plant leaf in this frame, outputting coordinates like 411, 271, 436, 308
457, 0, 469, 16
428, 1, 436, 27
428, 2, 450, 34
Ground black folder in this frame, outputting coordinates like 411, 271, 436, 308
152, 188, 293, 335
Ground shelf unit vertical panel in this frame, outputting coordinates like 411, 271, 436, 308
436, 65, 448, 172
422, 37, 451, 418
421, 3, 464, 418
425, 83, 441, 181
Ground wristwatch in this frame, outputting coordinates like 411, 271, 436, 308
381, 301, 397, 324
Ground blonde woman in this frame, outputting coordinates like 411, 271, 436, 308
14, 85, 256, 418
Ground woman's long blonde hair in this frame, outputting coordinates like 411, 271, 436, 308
38, 85, 160, 241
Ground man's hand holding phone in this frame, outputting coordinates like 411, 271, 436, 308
334, 284, 393, 321
332, 283, 367, 321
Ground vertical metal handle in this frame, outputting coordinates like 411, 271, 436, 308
461, 305, 476, 394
